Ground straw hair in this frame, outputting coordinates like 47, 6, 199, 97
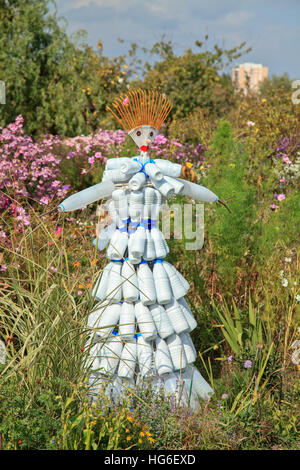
106, 89, 172, 132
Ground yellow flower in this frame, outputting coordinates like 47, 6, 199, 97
140, 431, 145, 437
123, 64, 128, 69
126, 435, 132, 441
125, 428, 130, 433
90, 259, 96, 266
78, 284, 84, 289
138, 438, 142, 444
73, 261, 80, 267
213, 344, 219, 350
186, 162, 193, 168
126, 415, 134, 422
261, 98, 267, 103
148, 437, 156, 443
200, 165, 205, 170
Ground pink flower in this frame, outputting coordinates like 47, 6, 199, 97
270, 204, 279, 210
94, 152, 102, 159
55, 226, 63, 235
282, 156, 292, 164
279, 177, 285, 183
246, 121, 255, 127
0, 265, 7, 271
122, 97, 129, 106
77, 290, 83, 296
88, 156, 95, 165
39, 196, 49, 205
276, 194, 286, 201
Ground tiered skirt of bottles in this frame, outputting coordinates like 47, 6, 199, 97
86, 161, 213, 409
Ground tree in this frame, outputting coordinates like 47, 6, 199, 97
0, 0, 129, 136
129, 36, 251, 121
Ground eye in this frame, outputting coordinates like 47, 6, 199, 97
149, 131, 153, 137
136, 130, 141, 136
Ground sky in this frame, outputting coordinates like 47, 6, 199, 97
54, 0, 300, 79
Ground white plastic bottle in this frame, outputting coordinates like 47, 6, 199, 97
149, 304, 174, 339
130, 225, 147, 258
153, 261, 172, 305
128, 172, 146, 191
143, 162, 163, 182
184, 365, 214, 401
119, 301, 136, 340
151, 228, 167, 259
117, 339, 137, 379
107, 227, 128, 260
92, 263, 113, 300
162, 261, 187, 299
58, 180, 115, 212
137, 334, 153, 377
134, 301, 157, 341
163, 261, 190, 292
155, 336, 174, 375
175, 178, 218, 203
179, 332, 197, 364
87, 302, 122, 338
178, 297, 197, 332
166, 333, 187, 371
163, 175, 184, 194
144, 229, 156, 261
137, 261, 156, 305
106, 261, 123, 302
93, 223, 116, 251
99, 334, 123, 374
164, 298, 190, 334
153, 159, 182, 178
121, 259, 139, 302
151, 178, 174, 198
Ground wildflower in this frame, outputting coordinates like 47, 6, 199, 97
125, 428, 130, 433
88, 156, 95, 165
284, 257, 292, 263
126, 435, 132, 441
50, 266, 57, 272
78, 284, 84, 289
246, 121, 255, 127
40, 196, 49, 205
140, 431, 145, 437
281, 278, 288, 287
73, 261, 80, 267
295, 295, 300, 301
122, 97, 129, 105
55, 226, 63, 235
148, 437, 155, 444
283, 156, 292, 164
86, 283, 91, 288
276, 194, 286, 201
186, 162, 193, 168
270, 204, 279, 210
18, 440, 22, 444
95, 152, 102, 159
138, 438, 142, 444
221, 393, 228, 399
244, 360, 252, 369
261, 98, 267, 103
279, 270, 284, 278
77, 290, 83, 296
280, 177, 285, 183
227, 355, 233, 363
0, 265, 7, 271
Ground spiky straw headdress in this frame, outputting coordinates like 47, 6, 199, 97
106, 89, 172, 132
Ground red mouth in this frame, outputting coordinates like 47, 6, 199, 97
140, 145, 149, 152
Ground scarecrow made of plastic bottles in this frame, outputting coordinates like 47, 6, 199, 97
58, 89, 227, 410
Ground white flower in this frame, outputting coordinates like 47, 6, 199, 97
279, 270, 285, 278
284, 257, 292, 263
295, 294, 300, 301
281, 278, 288, 287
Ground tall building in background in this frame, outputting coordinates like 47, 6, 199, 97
232, 63, 268, 94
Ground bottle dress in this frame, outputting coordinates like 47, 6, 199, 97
59, 90, 218, 410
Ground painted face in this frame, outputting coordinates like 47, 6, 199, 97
128, 125, 159, 151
